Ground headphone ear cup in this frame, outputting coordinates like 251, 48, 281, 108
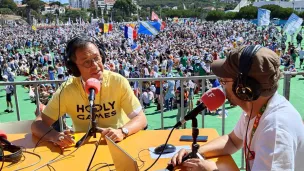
246, 77, 261, 100
66, 60, 81, 77
232, 77, 261, 101
99, 49, 106, 64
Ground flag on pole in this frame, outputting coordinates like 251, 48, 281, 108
138, 21, 159, 35
283, 13, 303, 35
109, 22, 113, 32
99, 23, 104, 33
257, 8, 270, 26
151, 11, 159, 21
104, 23, 109, 33
131, 43, 140, 51
124, 25, 137, 40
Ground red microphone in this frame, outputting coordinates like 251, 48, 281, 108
85, 78, 101, 106
0, 130, 12, 145
174, 88, 226, 128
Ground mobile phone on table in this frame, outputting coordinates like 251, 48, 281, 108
179, 135, 208, 142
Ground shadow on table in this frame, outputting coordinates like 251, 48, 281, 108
11, 133, 62, 154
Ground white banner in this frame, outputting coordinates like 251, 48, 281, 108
257, 8, 270, 26
284, 13, 303, 35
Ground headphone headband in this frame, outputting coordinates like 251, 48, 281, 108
0, 144, 23, 162
233, 45, 262, 101
239, 45, 262, 78
64, 35, 107, 77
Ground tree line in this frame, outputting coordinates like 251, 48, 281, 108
3, 0, 302, 24
206, 5, 304, 21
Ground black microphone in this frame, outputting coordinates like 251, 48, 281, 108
174, 103, 205, 128
88, 89, 95, 106
174, 88, 226, 128
0, 131, 12, 145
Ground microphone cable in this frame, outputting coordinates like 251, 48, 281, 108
136, 149, 154, 170
0, 144, 4, 171
13, 146, 42, 171
87, 132, 103, 171
144, 127, 176, 171
33, 79, 68, 152
30, 80, 68, 170
32, 117, 92, 171
89, 163, 114, 171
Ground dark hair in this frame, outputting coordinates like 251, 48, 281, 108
66, 39, 95, 62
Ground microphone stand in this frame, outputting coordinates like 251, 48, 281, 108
166, 118, 203, 171
76, 90, 103, 148
189, 117, 203, 159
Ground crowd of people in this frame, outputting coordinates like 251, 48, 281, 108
0, 20, 303, 115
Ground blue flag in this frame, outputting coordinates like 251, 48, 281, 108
138, 21, 159, 35
284, 13, 303, 35
257, 8, 270, 26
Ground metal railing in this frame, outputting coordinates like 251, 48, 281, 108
0, 72, 299, 170
0, 76, 226, 131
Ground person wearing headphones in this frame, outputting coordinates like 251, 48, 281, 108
31, 36, 147, 148
170, 46, 304, 171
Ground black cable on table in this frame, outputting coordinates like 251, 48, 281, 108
144, 127, 176, 171
0, 144, 4, 171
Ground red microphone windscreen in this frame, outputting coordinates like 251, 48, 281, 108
85, 78, 101, 95
201, 88, 226, 111
0, 130, 7, 139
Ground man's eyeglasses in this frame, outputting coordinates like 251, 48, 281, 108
76, 56, 102, 68
219, 79, 233, 85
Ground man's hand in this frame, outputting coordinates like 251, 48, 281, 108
170, 148, 191, 166
51, 129, 75, 148
183, 159, 218, 171
101, 128, 124, 142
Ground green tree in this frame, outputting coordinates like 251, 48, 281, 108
0, 8, 14, 15
22, 0, 45, 24
224, 12, 237, 20
205, 10, 225, 21
278, 8, 294, 20
261, 5, 282, 19
0, 0, 17, 11
236, 5, 257, 19
61, 9, 89, 22
16, 7, 26, 18
112, 0, 136, 21
224, 3, 236, 11
44, 13, 56, 23
299, 11, 304, 19
23, 0, 45, 12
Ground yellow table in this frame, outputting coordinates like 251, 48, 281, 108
2, 128, 238, 171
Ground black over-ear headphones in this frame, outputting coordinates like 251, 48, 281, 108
64, 35, 107, 77
0, 139, 23, 162
232, 45, 263, 101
